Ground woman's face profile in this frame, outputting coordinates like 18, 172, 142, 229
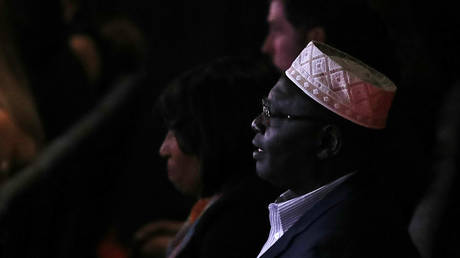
159, 130, 202, 197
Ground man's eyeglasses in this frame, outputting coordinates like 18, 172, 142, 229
261, 98, 325, 124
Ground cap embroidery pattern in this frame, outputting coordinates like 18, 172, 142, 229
286, 41, 397, 129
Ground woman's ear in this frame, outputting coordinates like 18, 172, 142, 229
316, 124, 342, 160
305, 26, 326, 43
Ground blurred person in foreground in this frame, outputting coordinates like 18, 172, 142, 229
252, 41, 419, 258
133, 57, 280, 258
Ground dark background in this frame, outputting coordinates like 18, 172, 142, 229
1, 0, 459, 257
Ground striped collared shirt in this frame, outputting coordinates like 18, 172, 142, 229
257, 173, 354, 258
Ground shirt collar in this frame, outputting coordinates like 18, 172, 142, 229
272, 172, 355, 233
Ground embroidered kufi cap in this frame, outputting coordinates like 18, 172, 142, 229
286, 41, 397, 129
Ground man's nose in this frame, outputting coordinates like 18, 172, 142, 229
159, 140, 167, 157
251, 114, 265, 133
261, 35, 272, 55
159, 132, 171, 157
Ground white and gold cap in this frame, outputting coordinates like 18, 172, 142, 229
286, 41, 397, 129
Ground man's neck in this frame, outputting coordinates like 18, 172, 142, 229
290, 168, 353, 195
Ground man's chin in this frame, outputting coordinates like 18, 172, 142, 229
256, 167, 273, 183
256, 167, 286, 190
255, 163, 265, 178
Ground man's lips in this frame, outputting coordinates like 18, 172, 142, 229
252, 138, 264, 159
253, 149, 263, 159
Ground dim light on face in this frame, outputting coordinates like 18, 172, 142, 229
159, 130, 202, 197
261, 0, 305, 71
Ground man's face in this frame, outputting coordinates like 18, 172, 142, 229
252, 77, 326, 193
261, 0, 305, 71
159, 130, 201, 196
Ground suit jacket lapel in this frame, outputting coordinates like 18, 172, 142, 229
261, 176, 358, 258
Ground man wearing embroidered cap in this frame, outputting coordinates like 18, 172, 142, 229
252, 41, 419, 258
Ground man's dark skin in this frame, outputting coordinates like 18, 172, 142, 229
252, 76, 350, 195
251, 75, 420, 258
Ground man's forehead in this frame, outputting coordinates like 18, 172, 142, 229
268, 77, 330, 117
267, 0, 284, 22
268, 78, 289, 99
268, 78, 307, 107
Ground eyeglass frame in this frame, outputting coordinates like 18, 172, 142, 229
260, 98, 326, 124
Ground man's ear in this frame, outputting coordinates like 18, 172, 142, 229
305, 26, 326, 43
316, 124, 342, 160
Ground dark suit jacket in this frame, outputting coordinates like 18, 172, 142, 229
176, 175, 280, 258
260, 173, 420, 258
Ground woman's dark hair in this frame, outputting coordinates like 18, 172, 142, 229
157, 57, 278, 197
